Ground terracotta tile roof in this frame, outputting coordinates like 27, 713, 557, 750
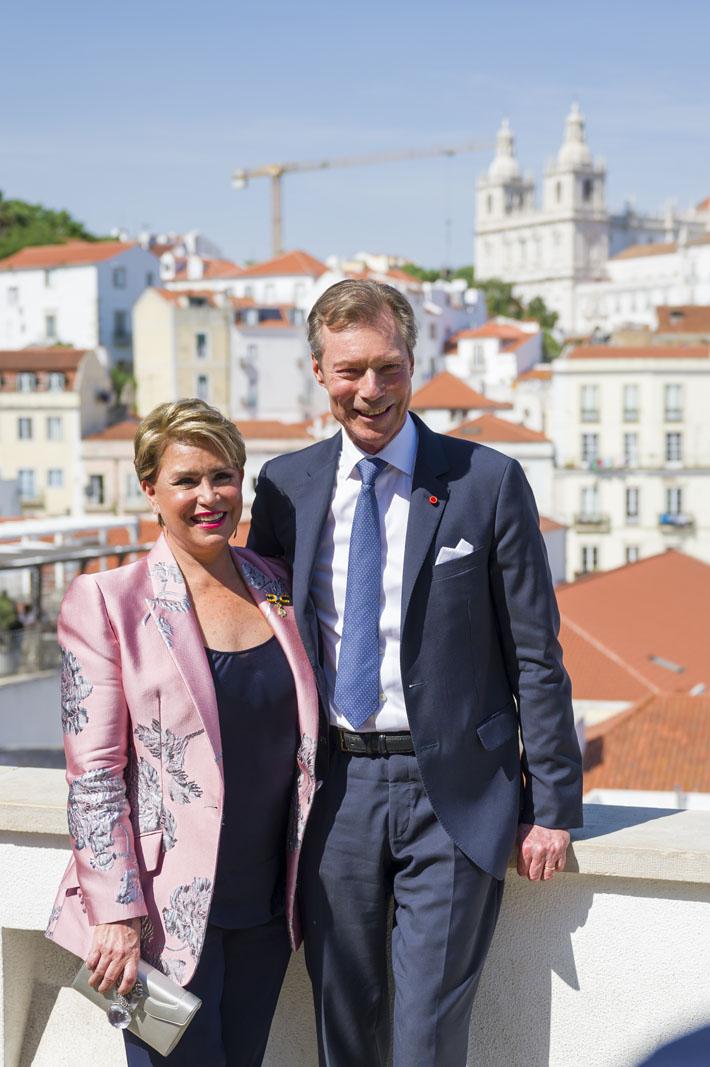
86, 418, 141, 441
567, 344, 710, 360
411, 372, 510, 411
583, 694, 710, 792
448, 413, 549, 443
558, 550, 710, 701
238, 250, 327, 278
343, 267, 423, 289
539, 515, 566, 533
0, 240, 138, 271
611, 234, 710, 260
517, 367, 552, 381
697, 196, 710, 212
173, 257, 245, 281
154, 288, 222, 308
234, 419, 310, 440
655, 305, 710, 334
0, 347, 88, 372
456, 322, 532, 342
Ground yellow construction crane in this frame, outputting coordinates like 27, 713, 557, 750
231, 140, 493, 257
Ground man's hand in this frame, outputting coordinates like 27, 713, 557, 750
516, 823, 570, 881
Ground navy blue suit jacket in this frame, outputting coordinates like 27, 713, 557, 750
248, 412, 582, 879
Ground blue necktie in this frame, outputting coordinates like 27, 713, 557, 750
334, 457, 387, 730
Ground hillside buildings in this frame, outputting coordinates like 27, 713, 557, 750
0, 240, 158, 365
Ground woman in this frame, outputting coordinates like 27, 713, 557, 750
46, 398, 319, 1065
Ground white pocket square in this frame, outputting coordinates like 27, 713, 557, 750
435, 539, 475, 566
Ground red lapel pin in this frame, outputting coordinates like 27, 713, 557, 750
429, 495, 439, 506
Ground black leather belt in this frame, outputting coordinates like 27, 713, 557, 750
330, 726, 415, 756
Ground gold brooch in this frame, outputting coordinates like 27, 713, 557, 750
266, 593, 292, 617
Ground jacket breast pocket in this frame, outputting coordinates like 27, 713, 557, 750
431, 548, 485, 583
476, 704, 518, 751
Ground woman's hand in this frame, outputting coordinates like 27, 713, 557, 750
86, 918, 141, 995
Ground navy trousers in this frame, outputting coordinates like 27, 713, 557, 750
300, 748, 505, 1067
123, 916, 291, 1066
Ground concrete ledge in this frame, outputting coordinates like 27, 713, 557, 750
2, 767, 710, 884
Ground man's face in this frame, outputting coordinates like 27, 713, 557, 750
312, 312, 414, 455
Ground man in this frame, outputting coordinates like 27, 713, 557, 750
248, 280, 582, 1066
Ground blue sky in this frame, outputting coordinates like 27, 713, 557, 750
2, 1, 708, 268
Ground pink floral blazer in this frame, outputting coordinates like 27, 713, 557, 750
45, 536, 320, 986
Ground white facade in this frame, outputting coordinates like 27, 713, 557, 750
550, 347, 710, 580
231, 320, 327, 423
0, 244, 158, 366
574, 236, 710, 335
475, 105, 707, 333
444, 320, 542, 403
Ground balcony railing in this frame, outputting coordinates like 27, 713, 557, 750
0, 627, 62, 678
622, 408, 639, 422
574, 512, 611, 533
658, 512, 694, 531
580, 409, 600, 423
664, 408, 683, 423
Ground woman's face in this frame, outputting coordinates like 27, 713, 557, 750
142, 440, 243, 562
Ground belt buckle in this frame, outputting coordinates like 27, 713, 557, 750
338, 730, 351, 754
377, 734, 389, 757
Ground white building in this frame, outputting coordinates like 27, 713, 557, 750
444, 319, 542, 403
551, 344, 710, 580
0, 347, 111, 516
574, 235, 710, 336
511, 365, 553, 434
0, 240, 158, 366
474, 105, 707, 333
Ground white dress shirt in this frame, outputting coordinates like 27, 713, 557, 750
311, 414, 418, 732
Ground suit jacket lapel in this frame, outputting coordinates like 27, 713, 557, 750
144, 535, 223, 773
291, 431, 341, 662
401, 414, 450, 626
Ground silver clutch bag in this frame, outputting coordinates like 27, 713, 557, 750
72, 959, 201, 1057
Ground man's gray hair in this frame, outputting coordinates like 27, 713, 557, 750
307, 279, 418, 363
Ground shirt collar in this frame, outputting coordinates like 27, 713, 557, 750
339, 413, 418, 481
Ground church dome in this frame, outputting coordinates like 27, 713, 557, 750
489, 118, 522, 181
557, 102, 593, 169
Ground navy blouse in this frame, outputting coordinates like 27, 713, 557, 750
206, 635, 299, 928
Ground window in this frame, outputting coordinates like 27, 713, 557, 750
17, 417, 33, 440
582, 178, 593, 202
16, 372, 38, 392
581, 433, 599, 464
665, 432, 682, 463
146, 272, 155, 287
429, 323, 437, 340
44, 269, 55, 288
47, 468, 64, 489
17, 469, 36, 499
472, 344, 485, 369
87, 474, 105, 505
625, 486, 640, 522
664, 383, 683, 422
622, 384, 639, 422
625, 545, 640, 564
45, 313, 57, 340
246, 343, 258, 361
7, 286, 18, 306
555, 181, 562, 204
113, 267, 127, 289
623, 432, 639, 467
114, 309, 129, 342
46, 416, 63, 441
196, 374, 209, 401
125, 472, 143, 501
195, 332, 208, 359
580, 485, 598, 519
580, 384, 599, 422
580, 545, 599, 574
665, 487, 683, 516
47, 372, 66, 391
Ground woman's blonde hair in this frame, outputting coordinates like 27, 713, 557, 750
134, 398, 246, 487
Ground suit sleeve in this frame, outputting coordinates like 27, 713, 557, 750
247, 461, 286, 558
488, 458, 583, 829
59, 575, 147, 926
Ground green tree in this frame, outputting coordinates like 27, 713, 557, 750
110, 362, 136, 407
401, 262, 441, 283
452, 265, 475, 288
0, 191, 100, 260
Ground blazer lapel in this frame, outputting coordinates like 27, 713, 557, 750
143, 535, 223, 772
401, 415, 450, 626
291, 431, 341, 661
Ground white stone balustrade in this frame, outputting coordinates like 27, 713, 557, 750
1, 766, 709, 1067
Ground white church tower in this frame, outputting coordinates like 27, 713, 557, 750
475, 104, 609, 332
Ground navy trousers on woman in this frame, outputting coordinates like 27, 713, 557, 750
123, 916, 290, 1066
300, 747, 505, 1067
